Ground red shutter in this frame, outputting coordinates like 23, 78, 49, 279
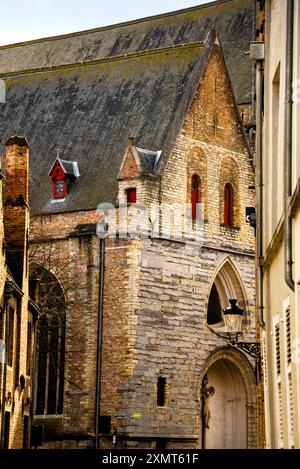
126, 188, 136, 204
224, 183, 232, 226
191, 175, 199, 220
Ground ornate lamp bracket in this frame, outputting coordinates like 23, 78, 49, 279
235, 341, 261, 360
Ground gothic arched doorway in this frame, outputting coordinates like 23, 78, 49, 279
199, 347, 257, 449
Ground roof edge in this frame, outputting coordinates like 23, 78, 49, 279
0, 0, 238, 49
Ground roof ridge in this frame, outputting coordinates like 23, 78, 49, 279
0, 41, 204, 78
0, 0, 233, 49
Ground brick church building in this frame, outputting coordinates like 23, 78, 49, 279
0, 0, 258, 449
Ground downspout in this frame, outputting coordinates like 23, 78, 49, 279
284, 0, 295, 292
256, 58, 266, 329
0, 282, 14, 449
28, 279, 40, 448
95, 224, 107, 449
252, 0, 257, 116
30, 309, 39, 446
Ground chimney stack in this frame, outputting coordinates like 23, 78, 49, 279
5, 135, 29, 204
4, 136, 30, 288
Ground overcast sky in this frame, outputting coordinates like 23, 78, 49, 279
0, 0, 215, 46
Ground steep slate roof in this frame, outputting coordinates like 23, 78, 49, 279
0, 0, 253, 216
0, 0, 253, 104
0, 38, 214, 214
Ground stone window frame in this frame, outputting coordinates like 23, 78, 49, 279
187, 148, 208, 222
155, 376, 170, 409
219, 155, 241, 229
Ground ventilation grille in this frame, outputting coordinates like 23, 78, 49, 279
275, 323, 281, 375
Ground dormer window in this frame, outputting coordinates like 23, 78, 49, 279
49, 156, 80, 201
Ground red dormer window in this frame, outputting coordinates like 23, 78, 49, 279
49, 156, 79, 200
50, 161, 67, 199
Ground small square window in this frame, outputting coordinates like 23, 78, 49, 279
54, 180, 66, 198
56, 181, 64, 194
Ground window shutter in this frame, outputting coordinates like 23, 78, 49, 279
286, 308, 291, 364
126, 188, 136, 204
275, 323, 280, 375
277, 382, 284, 448
288, 373, 294, 447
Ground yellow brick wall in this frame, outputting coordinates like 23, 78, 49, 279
0, 138, 33, 449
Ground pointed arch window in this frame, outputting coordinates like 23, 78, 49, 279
31, 266, 66, 416
207, 284, 223, 325
224, 183, 233, 226
191, 175, 200, 220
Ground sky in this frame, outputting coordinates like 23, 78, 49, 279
0, 0, 215, 46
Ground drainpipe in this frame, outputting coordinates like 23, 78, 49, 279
0, 282, 14, 449
252, 0, 257, 116
256, 57, 266, 329
30, 310, 39, 446
94, 222, 108, 449
284, 0, 295, 292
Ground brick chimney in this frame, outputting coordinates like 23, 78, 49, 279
4, 136, 30, 288
5, 135, 29, 204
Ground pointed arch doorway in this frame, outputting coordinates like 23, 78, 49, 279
201, 358, 246, 449
200, 348, 257, 449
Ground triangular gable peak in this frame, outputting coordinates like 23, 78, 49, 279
48, 158, 80, 180
182, 33, 251, 155
156, 30, 251, 176
49, 159, 65, 181
118, 143, 141, 180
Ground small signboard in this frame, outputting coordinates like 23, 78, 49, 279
114, 412, 126, 418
